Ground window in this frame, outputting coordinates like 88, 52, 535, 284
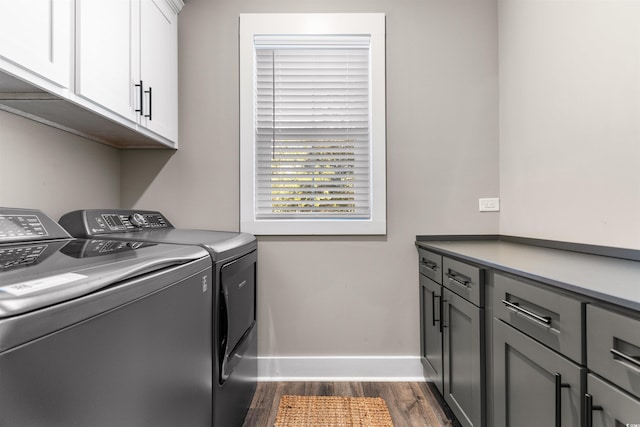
240, 13, 386, 235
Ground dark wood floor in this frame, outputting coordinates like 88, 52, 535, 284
242, 382, 461, 427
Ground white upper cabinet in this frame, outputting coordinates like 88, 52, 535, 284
75, 0, 180, 144
0, 0, 72, 91
139, 0, 179, 142
0, 0, 182, 149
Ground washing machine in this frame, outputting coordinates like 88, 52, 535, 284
59, 209, 258, 427
0, 208, 212, 427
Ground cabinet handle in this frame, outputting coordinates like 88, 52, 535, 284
422, 259, 438, 272
144, 86, 153, 121
584, 393, 603, 427
445, 271, 469, 289
440, 300, 447, 333
501, 299, 552, 328
610, 348, 640, 373
554, 373, 570, 427
432, 294, 441, 327
135, 80, 144, 116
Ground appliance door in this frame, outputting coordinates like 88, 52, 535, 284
219, 249, 257, 383
0, 264, 212, 427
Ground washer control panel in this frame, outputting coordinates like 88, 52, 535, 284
59, 210, 174, 236
99, 213, 169, 231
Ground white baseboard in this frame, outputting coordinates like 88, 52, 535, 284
257, 356, 425, 382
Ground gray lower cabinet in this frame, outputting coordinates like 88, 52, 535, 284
585, 304, 640, 426
442, 287, 485, 427
585, 373, 640, 426
418, 249, 485, 427
493, 318, 582, 427
586, 304, 640, 398
420, 273, 444, 394
417, 239, 640, 427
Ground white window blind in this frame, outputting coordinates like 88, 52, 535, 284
254, 35, 372, 220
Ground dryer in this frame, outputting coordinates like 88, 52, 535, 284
59, 209, 258, 427
0, 208, 212, 427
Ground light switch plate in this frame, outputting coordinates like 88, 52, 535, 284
479, 198, 500, 212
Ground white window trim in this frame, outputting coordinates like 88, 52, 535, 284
240, 13, 386, 235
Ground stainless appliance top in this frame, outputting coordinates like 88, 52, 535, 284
59, 209, 257, 263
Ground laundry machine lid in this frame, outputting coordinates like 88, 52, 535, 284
0, 238, 208, 318
0, 209, 208, 319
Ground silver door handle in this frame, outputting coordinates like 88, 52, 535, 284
501, 299, 552, 327
610, 348, 640, 373
445, 273, 469, 289
421, 260, 438, 271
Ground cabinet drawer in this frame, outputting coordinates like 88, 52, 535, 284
418, 248, 442, 284
587, 305, 640, 399
586, 373, 640, 426
442, 257, 484, 307
494, 273, 583, 364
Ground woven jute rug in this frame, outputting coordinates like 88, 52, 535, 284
274, 395, 394, 427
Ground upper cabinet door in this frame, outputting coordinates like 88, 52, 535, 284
0, 0, 72, 90
75, 0, 179, 142
75, 0, 138, 121
139, 0, 178, 142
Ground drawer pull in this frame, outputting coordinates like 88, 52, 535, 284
583, 393, 603, 427
445, 272, 469, 289
610, 348, 640, 372
554, 373, 570, 427
501, 299, 552, 327
422, 259, 438, 272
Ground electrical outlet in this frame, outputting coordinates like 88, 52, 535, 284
479, 198, 500, 212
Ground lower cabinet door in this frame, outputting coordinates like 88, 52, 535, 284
586, 374, 640, 427
443, 288, 484, 427
493, 318, 582, 427
420, 274, 443, 394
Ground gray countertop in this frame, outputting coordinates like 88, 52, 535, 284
415, 238, 640, 312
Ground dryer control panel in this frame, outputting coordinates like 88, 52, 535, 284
59, 210, 175, 237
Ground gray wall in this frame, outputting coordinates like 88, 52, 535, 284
0, 111, 120, 220
121, 0, 500, 359
498, 0, 640, 249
